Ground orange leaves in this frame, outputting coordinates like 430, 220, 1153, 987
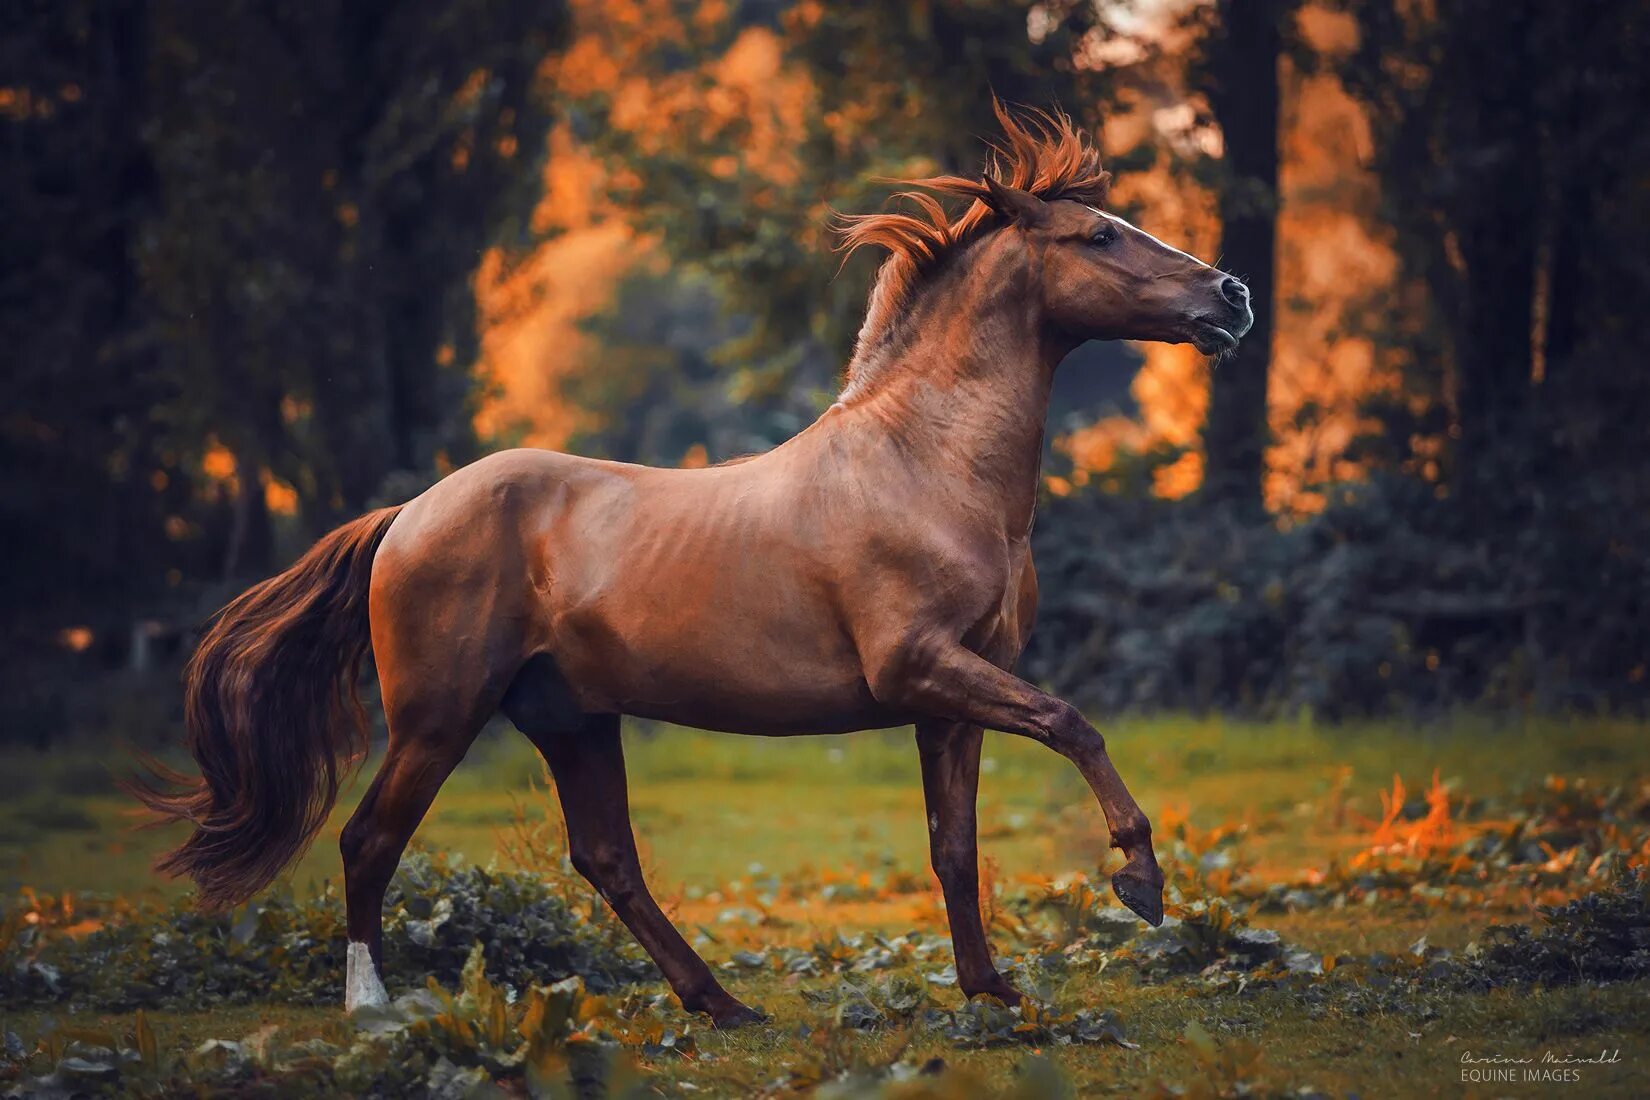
5, 888, 119, 946
56, 626, 94, 652
200, 439, 236, 482
1326, 769, 1650, 913
1155, 801, 1254, 903
1365, 770, 1459, 860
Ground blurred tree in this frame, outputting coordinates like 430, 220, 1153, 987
555, 0, 1112, 453
2, 0, 567, 607
565, 269, 770, 464
1336, 0, 1650, 490
1, 2, 162, 612
1, 0, 569, 744
142, 0, 568, 557
1196, 0, 1287, 512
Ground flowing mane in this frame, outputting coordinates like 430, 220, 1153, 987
835, 102, 1112, 398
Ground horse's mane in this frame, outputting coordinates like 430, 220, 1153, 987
834, 101, 1112, 399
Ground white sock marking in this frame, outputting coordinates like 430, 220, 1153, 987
345, 940, 389, 1012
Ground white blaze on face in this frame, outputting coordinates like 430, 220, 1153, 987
1086, 206, 1209, 269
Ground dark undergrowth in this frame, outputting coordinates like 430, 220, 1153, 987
1, 850, 654, 1013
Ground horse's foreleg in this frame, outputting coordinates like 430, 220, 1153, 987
881, 647, 1163, 925
916, 720, 1021, 1002
528, 716, 766, 1029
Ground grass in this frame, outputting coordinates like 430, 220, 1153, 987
5, 712, 1646, 900
7, 962, 1647, 1096
4, 713, 1650, 1095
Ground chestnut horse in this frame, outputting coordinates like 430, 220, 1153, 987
134, 105, 1252, 1027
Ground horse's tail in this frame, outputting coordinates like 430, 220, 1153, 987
127, 505, 404, 909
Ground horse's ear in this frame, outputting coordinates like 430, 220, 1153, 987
981, 175, 1048, 226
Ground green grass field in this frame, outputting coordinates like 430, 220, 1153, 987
5, 714, 1650, 1096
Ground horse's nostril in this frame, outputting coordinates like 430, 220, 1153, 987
1220, 276, 1249, 307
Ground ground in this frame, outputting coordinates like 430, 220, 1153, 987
4, 714, 1649, 1096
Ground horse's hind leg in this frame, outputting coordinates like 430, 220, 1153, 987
339, 731, 476, 1010
524, 715, 766, 1029
915, 719, 1021, 1003
338, 634, 509, 1010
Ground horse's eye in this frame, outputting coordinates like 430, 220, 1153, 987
1090, 225, 1118, 248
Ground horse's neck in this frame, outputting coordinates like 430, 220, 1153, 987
842, 255, 1063, 536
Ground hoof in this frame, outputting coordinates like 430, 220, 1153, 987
345, 940, 390, 1013
710, 1002, 770, 1030
963, 981, 1024, 1006
1111, 865, 1165, 927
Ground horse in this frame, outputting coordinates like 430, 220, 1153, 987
132, 103, 1253, 1028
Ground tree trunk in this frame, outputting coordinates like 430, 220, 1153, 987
222, 453, 272, 580
1201, 0, 1283, 513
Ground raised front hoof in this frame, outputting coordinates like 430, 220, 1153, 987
1111, 865, 1165, 927
708, 1002, 770, 1030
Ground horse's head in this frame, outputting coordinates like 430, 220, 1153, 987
836, 104, 1256, 396
981, 176, 1253, 356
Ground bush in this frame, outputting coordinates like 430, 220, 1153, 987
1468, 868, 1650, 987
2, 946, 672, 1099
1025, 468, 1650, 719
1, 851, 654, 1011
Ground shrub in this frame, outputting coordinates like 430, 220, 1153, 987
1467, 868, 1650, 986
1, 851, 654, 1011
1025, 469, 1650, 719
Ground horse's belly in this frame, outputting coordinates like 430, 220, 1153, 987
527, 460, 916, 734
561, 634, 897, 735
544, 573, 899, 735
623, 677, 901, 736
